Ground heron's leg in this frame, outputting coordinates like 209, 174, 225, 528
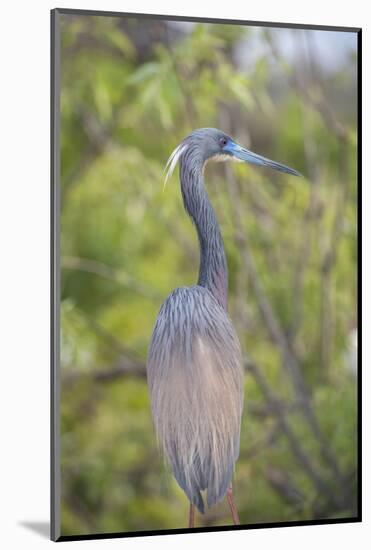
226, 486, 240, 525
188, 503, 195, 528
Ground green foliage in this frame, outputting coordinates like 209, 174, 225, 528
59, 14, 358, 535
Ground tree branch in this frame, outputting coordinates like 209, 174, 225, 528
61, 256, 161, 301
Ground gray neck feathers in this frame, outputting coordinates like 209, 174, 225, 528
179, 147, 228, 310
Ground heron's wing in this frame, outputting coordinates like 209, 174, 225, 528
147, 285, 244, 513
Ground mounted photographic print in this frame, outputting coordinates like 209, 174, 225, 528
51, 8, 361, 542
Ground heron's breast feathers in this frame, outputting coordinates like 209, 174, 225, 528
147, 285, 244, 511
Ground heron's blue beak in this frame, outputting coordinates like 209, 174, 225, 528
224, 141, 302, 177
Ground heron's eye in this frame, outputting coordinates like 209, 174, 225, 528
219, 137, 228, 147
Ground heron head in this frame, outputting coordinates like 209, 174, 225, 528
164, 127, 301, 187
199, 128, 302, 176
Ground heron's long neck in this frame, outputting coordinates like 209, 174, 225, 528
180, 159, 228, 310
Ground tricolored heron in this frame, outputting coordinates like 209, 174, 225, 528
147, 128, 301, 528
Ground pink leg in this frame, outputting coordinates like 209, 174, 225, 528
226, 486, 240, 525
189, 502, 195, 528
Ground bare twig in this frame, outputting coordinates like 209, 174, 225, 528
288, 34, 323, 338
319, 137, 351, 375
265, 465, 306, 509
62, 255, 161, 301
62, 358, 147, 387
241, 424, 281, 461
245, 361, 330, 496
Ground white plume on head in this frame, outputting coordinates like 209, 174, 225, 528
163, 142, 188, 191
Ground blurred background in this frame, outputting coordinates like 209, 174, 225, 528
59, 13, 358, 536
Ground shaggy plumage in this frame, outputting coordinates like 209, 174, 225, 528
147, 286, 243, 512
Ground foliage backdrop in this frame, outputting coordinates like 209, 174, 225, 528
59, 13, 358, 536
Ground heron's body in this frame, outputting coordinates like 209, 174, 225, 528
147, 285, 243, 513
146, 128, 300, 524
